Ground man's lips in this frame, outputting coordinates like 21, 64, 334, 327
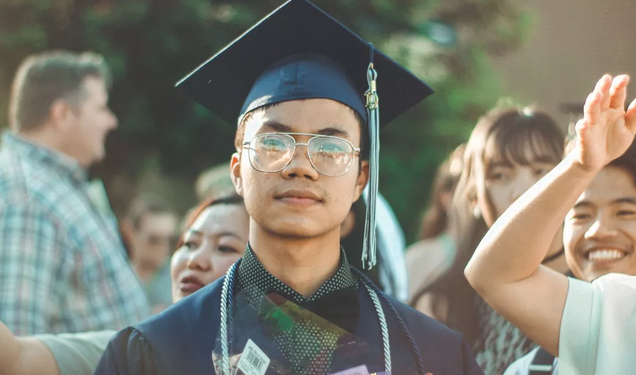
275, 189, 323, 206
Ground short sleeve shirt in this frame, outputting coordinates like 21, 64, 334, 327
559, 274, 636, 375
37, 330, 116, 375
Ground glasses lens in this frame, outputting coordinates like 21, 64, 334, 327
309, 137, 354, 176
250, 134, 294, 172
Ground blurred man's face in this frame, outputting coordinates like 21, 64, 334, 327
564, 166, 636, 281
131, 212, 178, 274
64, 76, 118, 166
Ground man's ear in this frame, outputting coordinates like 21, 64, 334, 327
49, 99, 74, 131
119, 219, 135, 248
352, 160, 370, 202
230, 152, 244, 197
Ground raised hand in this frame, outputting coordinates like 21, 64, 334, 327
571, 74, 636, 172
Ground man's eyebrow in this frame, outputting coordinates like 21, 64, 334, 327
317, 127, 349, 137
262, 121, 292, 132
612, 197, 636, 205
261, 121, 350, 137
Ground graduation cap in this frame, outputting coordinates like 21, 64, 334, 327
177, 0, 433, 269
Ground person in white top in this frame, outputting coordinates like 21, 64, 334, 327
465, 74, 636, 375
505, 135, 636, 374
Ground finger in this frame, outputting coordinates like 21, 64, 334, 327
595, 74, 613, 111
574, 118, 592, 150
609, 75, 630, 110
625, 98, 636, 134
584, 90, 603, 126
574, 118, 589, 137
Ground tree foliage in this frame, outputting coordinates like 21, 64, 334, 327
0, 0, 528, 241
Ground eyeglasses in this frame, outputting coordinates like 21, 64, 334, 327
242, 133, 361, 177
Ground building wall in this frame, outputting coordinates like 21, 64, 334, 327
494, 0, 636, 129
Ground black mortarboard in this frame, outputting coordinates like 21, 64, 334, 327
177, 0, 433, 269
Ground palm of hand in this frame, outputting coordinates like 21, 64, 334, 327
573, 75, 636, 172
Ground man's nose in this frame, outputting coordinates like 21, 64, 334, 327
584, 217, 618, 240
281, 144, 319, 180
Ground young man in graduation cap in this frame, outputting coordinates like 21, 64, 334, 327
95, 1, 483, 374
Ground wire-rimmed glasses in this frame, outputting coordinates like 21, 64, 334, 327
242, 133, 360, 177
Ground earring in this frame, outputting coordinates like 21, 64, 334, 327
473, 206, 481, 219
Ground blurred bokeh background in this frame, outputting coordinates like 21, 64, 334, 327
1, 0, 635, 242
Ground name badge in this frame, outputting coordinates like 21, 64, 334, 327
236, 339, 270, 375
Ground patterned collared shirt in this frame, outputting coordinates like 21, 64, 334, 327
236, 244, 358, 375
0, 132, 149, 335
237, 243, 357, 305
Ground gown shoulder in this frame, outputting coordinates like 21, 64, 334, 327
382, 293, 484, 375
94, 278, 225, 375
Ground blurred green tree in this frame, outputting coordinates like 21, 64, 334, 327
0, 0, 529, 241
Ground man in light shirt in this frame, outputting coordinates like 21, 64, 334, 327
0, 51, 149, 335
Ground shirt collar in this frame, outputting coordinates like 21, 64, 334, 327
1, 131, 88, 184
237, 243, 357, 305
237, 243, 361, 333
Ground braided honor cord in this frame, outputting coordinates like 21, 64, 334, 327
352, 268, 426, 375
362, 281, 391, 372
218, 260, 240, 375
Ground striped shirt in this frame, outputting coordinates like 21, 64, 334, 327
0, 131, 149, 335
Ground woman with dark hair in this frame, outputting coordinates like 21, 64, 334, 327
0, 195, 249, 375
406, 144, 464, 301
412, 107, 570, 374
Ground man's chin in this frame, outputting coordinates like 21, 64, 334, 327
260, 220, 332, 239
91, 148, 106, 164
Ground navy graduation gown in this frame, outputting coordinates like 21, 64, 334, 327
94, 277, 483, 375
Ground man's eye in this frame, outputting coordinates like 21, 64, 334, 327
259, 137, 289, 151
617, 210, 636, 217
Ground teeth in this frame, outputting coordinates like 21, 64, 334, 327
588, 249, 627, 262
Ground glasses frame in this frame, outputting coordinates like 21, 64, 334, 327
243, 132, 361, 177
